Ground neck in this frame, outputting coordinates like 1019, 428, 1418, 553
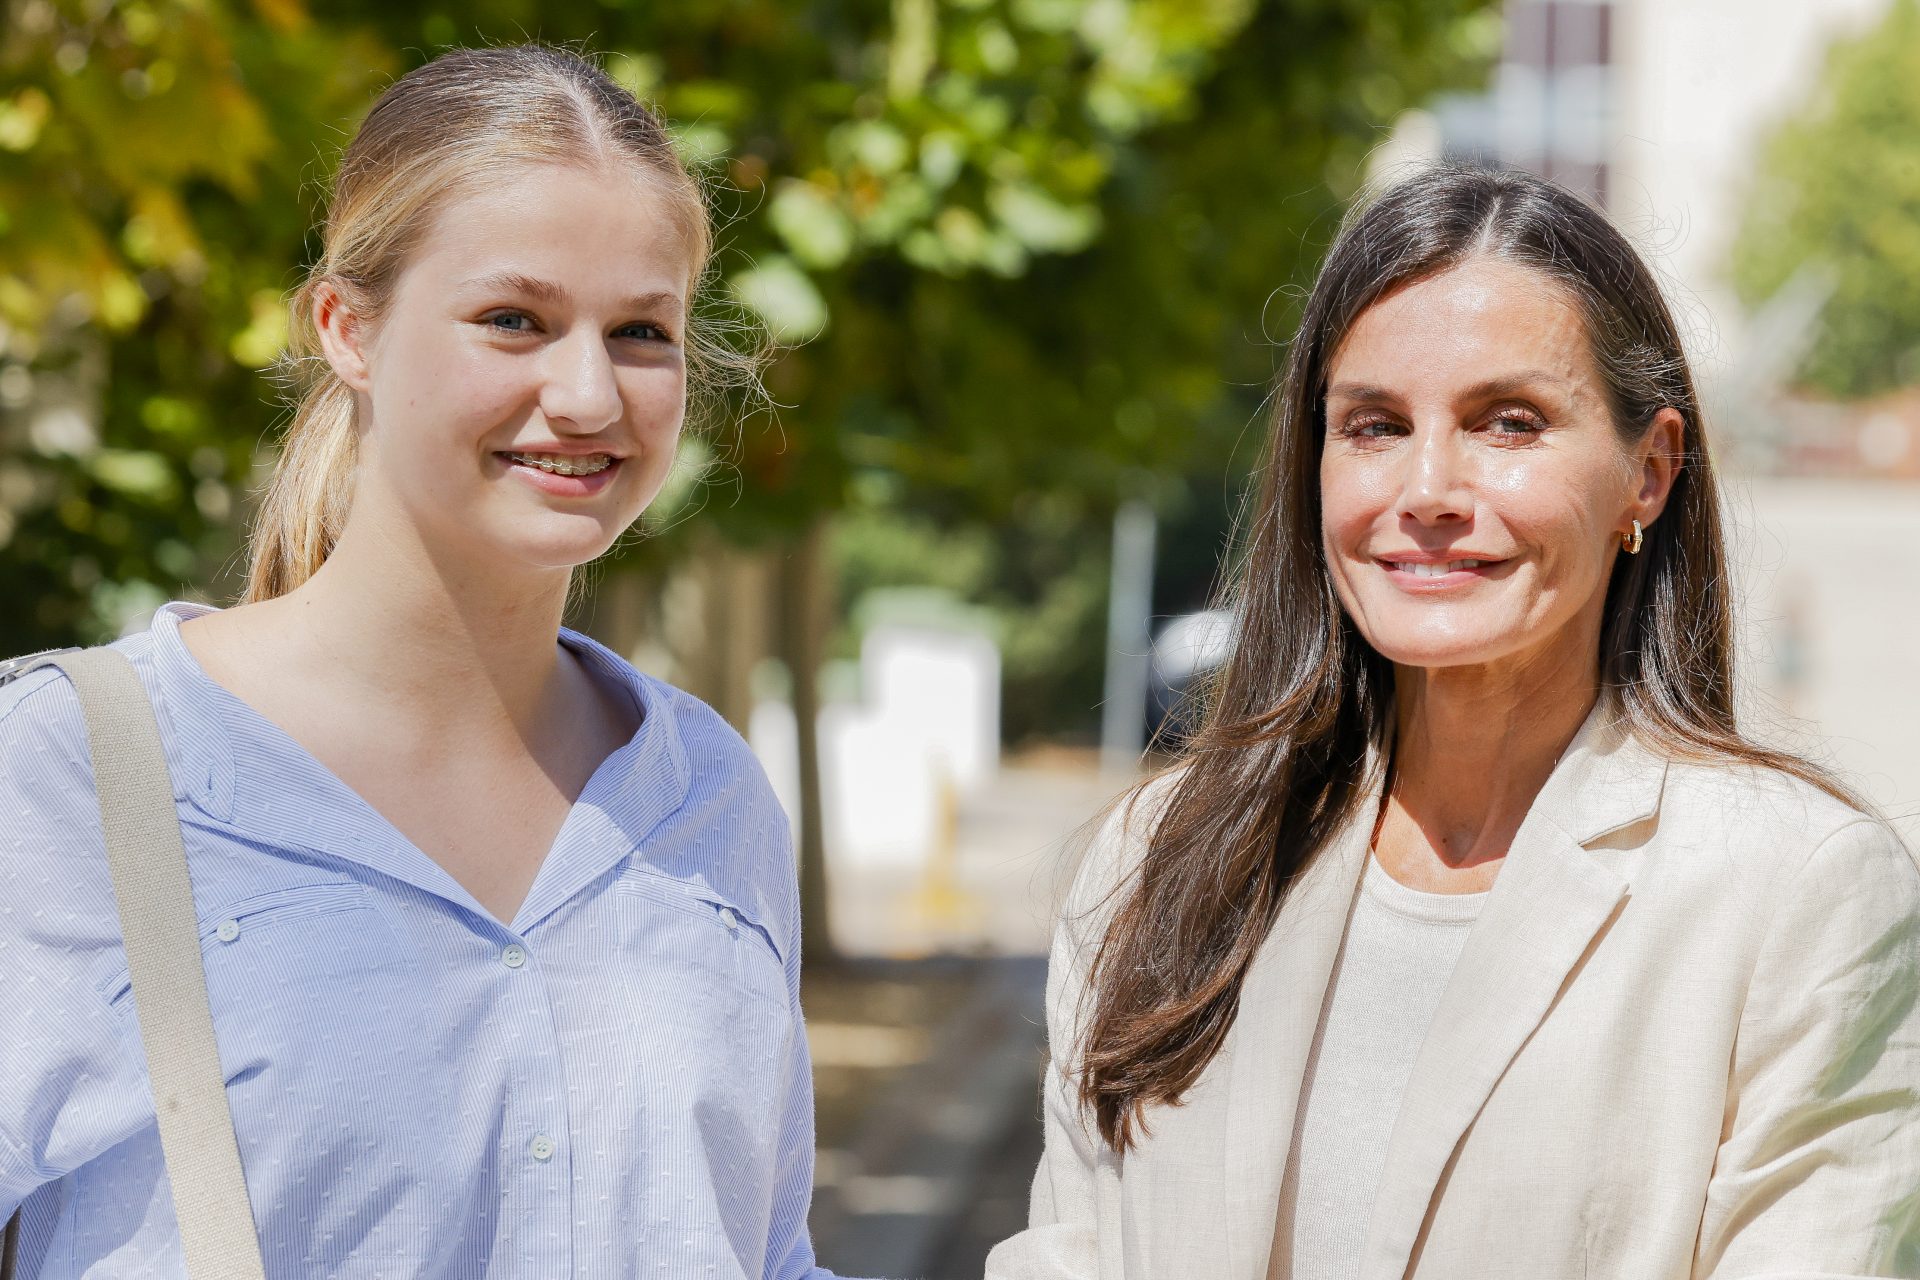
1384, 624, 1602, 871
247, 505, 576, 739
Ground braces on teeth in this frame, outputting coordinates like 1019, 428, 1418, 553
506, 453, 614, 477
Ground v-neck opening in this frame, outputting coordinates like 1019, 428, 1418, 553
156, 600, 663, 932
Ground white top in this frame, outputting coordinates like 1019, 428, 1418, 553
1272, 855, 1489, 1279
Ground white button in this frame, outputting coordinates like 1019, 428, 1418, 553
215, 919, 240, 943
501, 944, 527, 969
717, 907, 738, 933
529, 1134, 555, 1162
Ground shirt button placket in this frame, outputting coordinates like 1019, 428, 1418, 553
492, 931, 572, 1277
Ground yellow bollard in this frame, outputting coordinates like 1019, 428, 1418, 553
902, 760, 986, 947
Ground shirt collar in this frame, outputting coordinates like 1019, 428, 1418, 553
145, 600, 239, 820
147, 599, 692, 928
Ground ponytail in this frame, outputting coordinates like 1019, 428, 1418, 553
243, 372, 357, 604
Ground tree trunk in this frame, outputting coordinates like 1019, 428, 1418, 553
578, 566, 654, 666
778, 518, 835, 967
657, 533, 771, 734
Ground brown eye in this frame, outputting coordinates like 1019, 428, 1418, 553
1489, 411, 1545, 435
1343, 416, 1404, 438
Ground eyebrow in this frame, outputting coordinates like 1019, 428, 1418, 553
462, 270, 684, 317
1326, 371, 1572, 404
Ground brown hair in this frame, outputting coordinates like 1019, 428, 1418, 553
246, 44, 723, 603
1078, 163, 1853, 1151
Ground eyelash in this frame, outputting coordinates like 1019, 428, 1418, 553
1337, 409, 1547, 439
481, 310, 676, 344
1488, 409, 1546, 435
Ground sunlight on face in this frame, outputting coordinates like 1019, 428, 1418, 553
351, 161, 695, 573
1319, 256, 1647, 676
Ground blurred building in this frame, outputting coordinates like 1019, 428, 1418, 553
1424, 0, 1891, 380
1432, 0, 1615, 204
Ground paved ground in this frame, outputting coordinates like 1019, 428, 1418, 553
804, 751, 1124, 1276
805, 957, 1047, 1278
823, 749, 1130, 960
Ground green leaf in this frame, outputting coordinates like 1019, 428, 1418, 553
730, 255, 829, 343
88, 448, 179, 500
989, 182, 1101, 252
771, 182, 856, 269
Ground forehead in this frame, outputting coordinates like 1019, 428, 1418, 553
405, 160, 699, 301
1327, 256, 1597, 397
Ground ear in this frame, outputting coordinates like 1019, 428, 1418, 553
1629, 407, 1685, 532
312, 278, 374, 392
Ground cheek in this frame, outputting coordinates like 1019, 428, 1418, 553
441, 351, 532, 429
1320, 454, 1390, 540
371, 334, 523, 453
1486, 462, 1625, 604
1318, 459, 1384, 617
617, 368, 687, 501
625, 366, 687, 440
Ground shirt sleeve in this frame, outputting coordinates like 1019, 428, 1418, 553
0, 671, 153, 1216
1693, 816, 1920, 1279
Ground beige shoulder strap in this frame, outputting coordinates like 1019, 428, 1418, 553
17, 647, 267, 1279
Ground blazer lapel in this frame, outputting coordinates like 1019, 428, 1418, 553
1218, 773, 1379, 1279
1356, 707, 1666, 1280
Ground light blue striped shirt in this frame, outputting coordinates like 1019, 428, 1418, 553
0, 600, 838, 1279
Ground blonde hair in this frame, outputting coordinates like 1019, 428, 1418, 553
246, 44, 718, 603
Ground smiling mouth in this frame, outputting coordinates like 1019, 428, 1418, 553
1385, 558, 1494, 578
500, 451, 616, 477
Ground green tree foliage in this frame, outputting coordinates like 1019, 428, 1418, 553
0, 0, 390, 649
779, 0, 1500, 736
1732, 0, 1920, 398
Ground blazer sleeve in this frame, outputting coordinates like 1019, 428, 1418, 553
1693, 817, 1920, 1279
982, 922, 1105, 1278
985, 784, 1165, 1280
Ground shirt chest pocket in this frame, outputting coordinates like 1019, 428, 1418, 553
609, 869, 795, 1126
99, 880, 418, 1093
611, 868, 789, 1003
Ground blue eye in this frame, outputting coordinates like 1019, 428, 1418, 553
618, 322, 673, 343
488, 312, 531, 331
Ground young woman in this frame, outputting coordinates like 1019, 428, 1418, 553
988, 166, 1920, 1279
0, 45, 841, 1279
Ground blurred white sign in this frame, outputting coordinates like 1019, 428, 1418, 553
751, 617, 1001, 872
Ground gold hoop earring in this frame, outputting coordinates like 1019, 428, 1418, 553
1624, 519, 1643, 555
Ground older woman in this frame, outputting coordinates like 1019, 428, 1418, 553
987, 166, 1920, 1279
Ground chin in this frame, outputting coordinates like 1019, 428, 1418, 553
541, 542, 620, 571
1356, 616, 1531, 671
503, 527, 624, 571
1373, 643, 1518, 671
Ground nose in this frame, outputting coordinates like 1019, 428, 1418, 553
1396, 422, 1473, 525
540, 329, 622, 434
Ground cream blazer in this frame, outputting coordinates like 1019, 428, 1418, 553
985, 710, 1920, 1279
